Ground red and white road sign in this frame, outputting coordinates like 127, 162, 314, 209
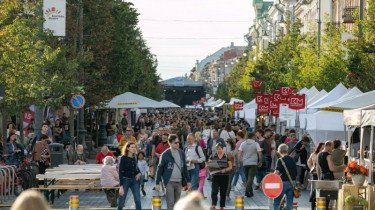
262, 174, 283, 198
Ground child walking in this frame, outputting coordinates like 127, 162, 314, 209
198, 162, 208, 197
137, 151, 149, 196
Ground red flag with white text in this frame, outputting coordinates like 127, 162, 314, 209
251, 81, 263, 89
257, 104, 270, 114
280, 87, 296, 96
288, 94, 306, 110
233, 102, 244, 111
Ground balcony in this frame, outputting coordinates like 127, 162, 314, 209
342, 7, 359, 23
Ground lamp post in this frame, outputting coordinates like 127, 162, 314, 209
359, 0, 364, 37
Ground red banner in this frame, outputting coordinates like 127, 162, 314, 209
288, 94, 306, 110
269, 100, 279, 111
255, 93, 264, 104
272, 90, 281, 102
270, 109, 280, 117
280, 87, 296, 96
263, 94, 270, 105
257, 104, 270, 114
23, 111, 34, 136
251, 81, 263, 89
233, 102, 244, 111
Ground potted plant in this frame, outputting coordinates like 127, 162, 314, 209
345, 160, 369, 186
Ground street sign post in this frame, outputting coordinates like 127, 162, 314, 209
70, 94, 85, 109
262, 173, 283, 199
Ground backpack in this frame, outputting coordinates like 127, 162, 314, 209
195, 146, 206, 170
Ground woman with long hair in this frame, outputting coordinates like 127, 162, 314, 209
225, 138, 236, 201
117, 142, 142, 210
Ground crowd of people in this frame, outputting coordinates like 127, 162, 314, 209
2, 108, 349, 210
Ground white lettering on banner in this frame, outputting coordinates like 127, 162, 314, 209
264, 97, 269, 104
270, 101, 277, 109
257, 96, 263, 103
259, 105, 268, 112
43, 0, 66, 36
290, 98, 304, 106
265, 183, 280, 189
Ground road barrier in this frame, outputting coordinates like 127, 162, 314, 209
0, 165, 17, 204
152, 195, 161, 210
316, 197, 326, 210
69, 195, 79, 210
235, 195, 244, 210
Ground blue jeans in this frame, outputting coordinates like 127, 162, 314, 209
117, 178, 141, 210
273, 181, 294, 210
265, 156, 272, 173
256, 167, 266, 184
232, 162, 246, 186
188, 164, 200, 190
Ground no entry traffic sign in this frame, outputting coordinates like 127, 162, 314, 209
70, 94, 85, 109
262, 173, 283, 198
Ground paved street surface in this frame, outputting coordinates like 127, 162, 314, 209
3, 177, 311, 210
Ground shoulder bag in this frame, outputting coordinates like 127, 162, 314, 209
280, 157, 300, 198
195, 145, 206, 170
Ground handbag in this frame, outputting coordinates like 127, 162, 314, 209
280, 157, 300, 198
172, 151, 188, 188
195, 145, 206, 170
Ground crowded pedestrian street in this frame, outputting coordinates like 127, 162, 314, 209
2, 0, 375, 210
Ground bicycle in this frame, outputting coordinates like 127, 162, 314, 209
0, 154, 38, 196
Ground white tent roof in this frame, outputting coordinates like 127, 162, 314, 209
107, 92, 166, 109
310, 87, 362, 109
160, 100, 180, 108
206, 99, 223, 107
214, 100, 226, 108
308, 90, 328, 105
307, 83, 347, 108
304, 86, 319, 101
330, 89, 375, 110
298, 87, 309, 94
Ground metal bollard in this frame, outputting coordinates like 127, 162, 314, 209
316, 197, 326, 210
293, 201, 298, 210
235, 195, 244, 210
152, 196, 161, 210
69, 195, 79, 210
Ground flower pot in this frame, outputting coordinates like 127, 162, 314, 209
352, 174, 365, 186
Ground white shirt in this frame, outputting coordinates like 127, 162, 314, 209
185, 144, 205, 163
220, 130, 236, 141
202, 129, 214, 145
137, 159, 149, 175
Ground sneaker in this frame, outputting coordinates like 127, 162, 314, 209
142, 189, 146, 196
226, 196, 231, 201
220, 208, 224, 210
254, 185, 260, 190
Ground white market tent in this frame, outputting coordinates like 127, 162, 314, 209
160, 100, 180, 108
229, 98, 244, 104
330, 89, 375, 110
206, 99, 224, 107
306, 111, 345, 144
310, 87, 362, 109
107, 92, 166, 109
307, 83, 348, 109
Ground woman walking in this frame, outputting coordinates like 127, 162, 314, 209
117, 142, 142, 210
32, 135, 51, 174
273, 144, 297, 210
209, 143, 232, 210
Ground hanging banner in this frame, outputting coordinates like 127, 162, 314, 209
255, 93, 264, 104
269, 100, 279, 111
270, 109, 280, 117
251, 81, 263, 89
257, 104, 269, 114
279, 87, 296, 96
263, 94, 270, 105
288, 94, 306, 110
23, 111, 34, 136
233, 101, 244, 111
43, 0, 66, 36
272, 90, 281, 102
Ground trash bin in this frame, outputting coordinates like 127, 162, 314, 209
49, 143, 64, 167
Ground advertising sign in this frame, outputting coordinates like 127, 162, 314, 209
43, 0, 66, 36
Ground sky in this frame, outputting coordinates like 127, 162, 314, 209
129, 0, 255, 80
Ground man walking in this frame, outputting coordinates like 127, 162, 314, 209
239, 132, 262, 197
155, 134, 191, 210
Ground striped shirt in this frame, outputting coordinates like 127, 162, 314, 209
210, 153, 230, 175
